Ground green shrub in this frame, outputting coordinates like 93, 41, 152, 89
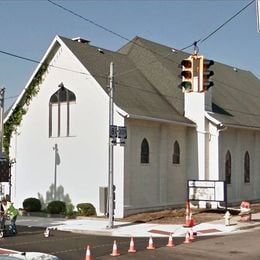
22, 197, 42, 212
65, 204, 76, 218
47, 200, 66, 214
76, 203, 96, 216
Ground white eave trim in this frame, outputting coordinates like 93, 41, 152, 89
113, 106, 195, 127
221, 123, 260, 132
115, 106, 128, 118
205, 112, 260, 132
205, 112, 223, 127
126, 114, 196, 127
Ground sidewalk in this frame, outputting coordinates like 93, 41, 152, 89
16, 212, 260, 238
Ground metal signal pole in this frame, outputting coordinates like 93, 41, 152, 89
107, 62, 114, 229
0, 88, 5, 159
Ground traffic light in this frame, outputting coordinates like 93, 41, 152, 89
199, 56, 214, 92
179, 56, 194, 93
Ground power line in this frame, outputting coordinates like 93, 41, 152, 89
47, 0, 255, 50
47, 0, 188, 66
4, 0, 249, 85
2, 39, 260, 113
200, 0, 255, 43
46, 0, 255, 78
5, 95, 19, 101
0, 47, 108, 102
47, 0, 198, 78
46, 0, 191, 78
2, 0, 258, 107
3, 47, 260, 118
0, 49, 107, 79
47, 0, 130, 42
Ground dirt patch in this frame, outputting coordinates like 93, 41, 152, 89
118, 203, 260, 225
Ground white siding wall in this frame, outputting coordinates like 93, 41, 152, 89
9, 43, 125, 217
124, 119, 192, 216
219, 129, 260, 204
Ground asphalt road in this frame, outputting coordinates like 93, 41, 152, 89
0, 225, 179, 259
1, 225, 260, 259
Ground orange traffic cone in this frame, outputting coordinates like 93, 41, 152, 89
166, 233, 175, 247
146, 236, 156, 250
189, 228, 195, 240
188, 212, 195, 227
128, 237, 137, 253
85, 245, 92, 260
110, 240, 120, 256
183, 231, 191, 244
184, 201, 191, 227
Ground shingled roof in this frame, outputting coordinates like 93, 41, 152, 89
118, 37, 260, 130
60, 36, 193, 125
13, 35, 258, 130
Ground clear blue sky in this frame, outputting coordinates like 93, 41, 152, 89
0, 0, 259, 108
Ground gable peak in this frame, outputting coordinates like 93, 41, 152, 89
72, 37, 90, 44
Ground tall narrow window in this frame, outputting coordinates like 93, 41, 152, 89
141, 138, 149, 164
49, 83, 76, 137
172, 141, 180, 164
244, 151, 250, 183
225, 151, 231, 184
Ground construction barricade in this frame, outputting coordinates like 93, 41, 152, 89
239, 201, 252, 222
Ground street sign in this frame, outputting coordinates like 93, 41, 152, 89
109, 125, 127, 145
109, 125, 117, 145
118, 126, 127, 146
109, 125, 117, 138
117, 126, 127, 139
187, 180, 226, 202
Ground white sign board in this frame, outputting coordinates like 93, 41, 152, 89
257, 0, 260, 32
188, 180, 226, 202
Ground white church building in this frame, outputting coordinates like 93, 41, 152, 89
4, 35, 260, 217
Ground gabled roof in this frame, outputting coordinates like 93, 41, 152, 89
7, 35, 260, 130
118, 37, 260, 130
59, 36, 193, 125
210, 63, 260, 129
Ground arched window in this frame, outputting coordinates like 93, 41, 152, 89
172, 141, 180, 164
225, 151, 231, 184
49, 83, 76, 137
244, 151, 250, 183
141, 138, 149, 164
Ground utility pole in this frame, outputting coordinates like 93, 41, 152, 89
107, 62, 114, 229
0, 88, 5, 160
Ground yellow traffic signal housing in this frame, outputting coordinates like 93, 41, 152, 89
179, 56, 194, 93
198, 56, 214, 92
